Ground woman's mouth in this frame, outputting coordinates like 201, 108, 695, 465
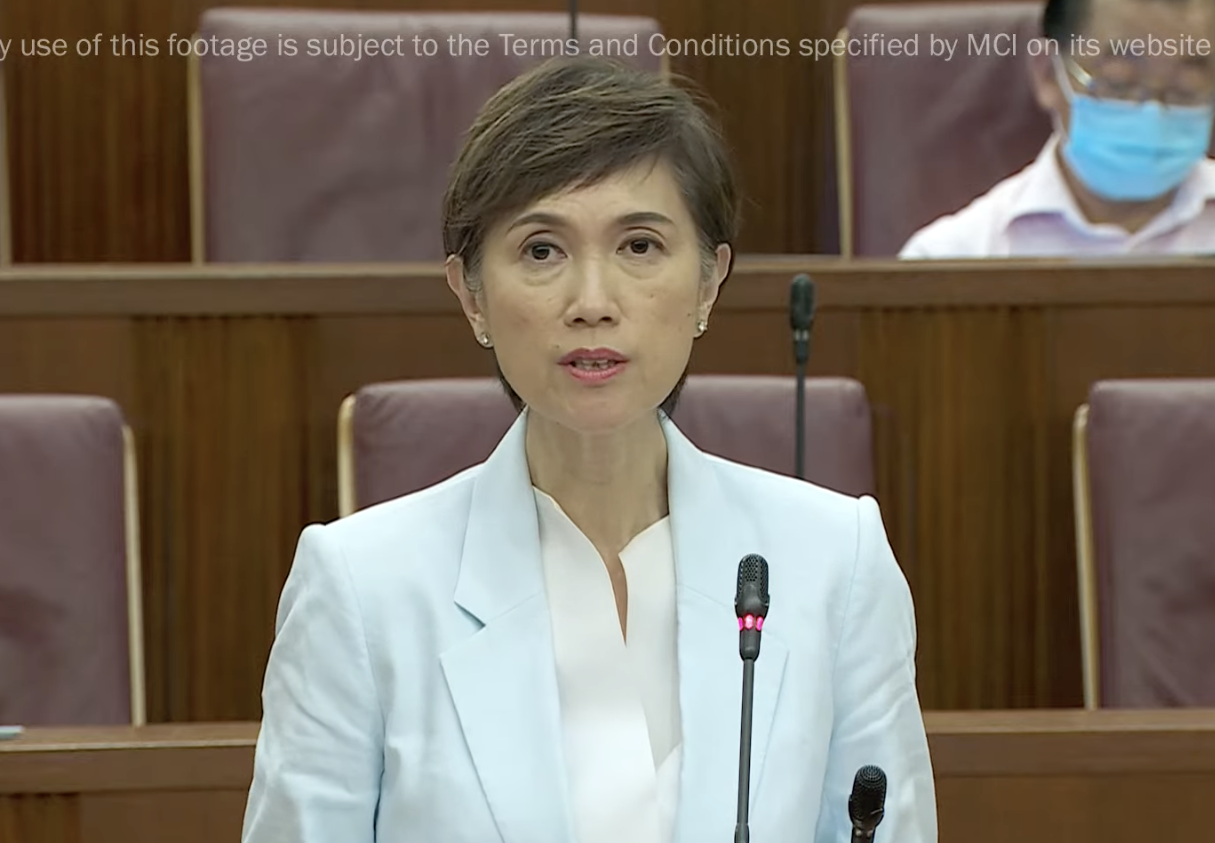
560, 350, 628, 383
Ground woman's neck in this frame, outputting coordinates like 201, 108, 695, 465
525, 410, 669, 556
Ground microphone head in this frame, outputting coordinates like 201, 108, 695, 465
789, 274, 816, 331
734, 554, 770, 621
848, 765, 887, 832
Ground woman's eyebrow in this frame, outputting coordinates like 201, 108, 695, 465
506, 210, 677, 233
616, 211, 676, 228
506, 211, 565, 233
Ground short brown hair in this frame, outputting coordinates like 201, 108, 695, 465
442, 56, 741, 413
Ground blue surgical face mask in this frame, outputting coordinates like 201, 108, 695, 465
1053, 56, 1214, 201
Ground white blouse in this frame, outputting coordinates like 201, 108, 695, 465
533, 488, 682, 843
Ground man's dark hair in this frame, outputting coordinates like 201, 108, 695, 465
442, 56, 740, 415
1044, 0, 1211, 44
1043, 0, 1086, 43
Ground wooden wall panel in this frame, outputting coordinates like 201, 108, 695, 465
0, 796, 79, 843
0, 0, 197, 262
653, 0, 823, 251
0, 320, 135, 398
0, 0, 877, 262
857, 308, 1056, 707
132, 318, 311, 720
78, 792, 247, 843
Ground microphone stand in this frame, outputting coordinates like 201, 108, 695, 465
734, 554, 767, 843
794, 335, 808, 480
569, 0, 578, 45
791, 275, 814, 480
735, 656, 756, 843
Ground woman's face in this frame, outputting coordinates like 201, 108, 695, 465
448, 159, 730, 434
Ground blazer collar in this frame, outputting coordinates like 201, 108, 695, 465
441, 410, 788, 843
451, 409, 541, 623
664, 413, 790, 842
440, 410, 572, 843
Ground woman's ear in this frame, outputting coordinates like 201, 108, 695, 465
698, 243, 733, 324
445, 255, 489, 340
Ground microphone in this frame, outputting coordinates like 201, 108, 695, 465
789, 274, 816, 480
848, 765, 887, 841
734, 554, 770, 843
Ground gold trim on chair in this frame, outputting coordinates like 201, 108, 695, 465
337, 394, 357, 518
833, 26, 854, 258
187, 41, 206, 265
0, 68, 13, 266
122, 424, 148, 726
1072, 403, 1101, 710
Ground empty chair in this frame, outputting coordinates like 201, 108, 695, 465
338, 378, 519, 515
668, 375, 874, 496
1073, 380, 1215, 708
338, 375, 874, 515
835, 3, 1049, 256
191, 10, 665, 262
0, 395, 145, 726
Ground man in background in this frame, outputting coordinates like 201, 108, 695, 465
900, 0, 1215, 257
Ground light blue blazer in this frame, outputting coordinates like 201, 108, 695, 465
242, 412, 937, 843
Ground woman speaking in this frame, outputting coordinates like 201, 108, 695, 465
241, 57, 936, 843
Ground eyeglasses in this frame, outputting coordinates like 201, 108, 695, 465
1062, 57, 1215, 107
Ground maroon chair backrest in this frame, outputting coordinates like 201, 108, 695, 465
0, 395, 132, 725
197, 10, 664, 262
670, 375, 874, 497
351, 379, 519, 510
841, 3, 1050, 256
1086, 380, 1215, 707
348, 375, 874, 510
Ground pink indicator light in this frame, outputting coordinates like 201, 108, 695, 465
756, 617, 764, 630
738, 618, 744, 630
744, 615, 755, 629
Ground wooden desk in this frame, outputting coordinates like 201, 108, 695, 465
2, 258, 1215, 719
4, 711, 1214, 843
930, 709, 1215, 841
0, 724, 252, 843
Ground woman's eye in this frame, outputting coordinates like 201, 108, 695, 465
626, 238, 654, 255
526, 242, 555, 261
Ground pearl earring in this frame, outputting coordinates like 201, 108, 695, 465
696, 319, 708, 336
479, 333, 492, 347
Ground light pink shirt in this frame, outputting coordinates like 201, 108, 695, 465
899, 135, 1215, 258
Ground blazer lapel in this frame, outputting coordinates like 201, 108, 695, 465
439, 411, 576, 843
663, 417, 789, 843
